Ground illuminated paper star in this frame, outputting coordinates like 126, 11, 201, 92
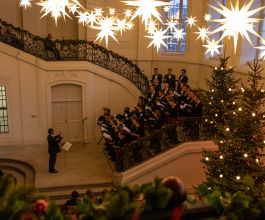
126, 21, 134, 30
164, 6, 170, 12
146, 19, 158, 34
86, 11, 97, 26
165, 19, 178, 32
173, 28, 185, 41
186, 16, 197, 27
122, 0, 170, 26
37, 0, 84, 25
77, 11, 89, 25
146, 28, 170, 52
203, 39, 223, 57
124, 9, 133, 17
196, 26, 210, 42
115, 18, 127, 36
19, 0, 32, 9
204, 14, 211, 21
256, 40, 265, 60
92, 17, 118, 47
210, 0, 265, 53
94, 8, 103, 17
109, 8, 116, 15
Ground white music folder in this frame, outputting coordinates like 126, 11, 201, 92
62, 141, 72, 152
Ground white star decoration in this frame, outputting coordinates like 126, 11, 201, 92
186, 16, 197, 27
19, 0, 32, 9
256, 41, 265, 60
122, 0, 170, 26
18, 0, 265, 55
204, 14, 211, 22
146, 29, 169, 52
92, 17, 118, 47
210, 0, 265, 53
203, 39, 223, 57
196, 26, 210, 42
173, 28, 185, 41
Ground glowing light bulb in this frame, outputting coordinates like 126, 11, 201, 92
221, 100, 224, 103
256, 159, 259, 163
205, 157, 209, 161
220, 174, 223, 178
220, 155, 223, 159
252, 113, 256, 117
215, 114, 218, 117
238, 107, 242, 111
233, 102, 236, 105
228, 88, 232, 91
226, 127, 230, 131
244, 153, 248, 158
220, 140, 223, 143
236, 176, 241, 180
233, 112, 236, 115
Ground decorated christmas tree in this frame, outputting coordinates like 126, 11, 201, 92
198, 59, 265, 195
201, 55, 240, 138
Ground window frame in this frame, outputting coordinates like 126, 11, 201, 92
0, 83, 9, 136
256, 0, 265, 60
162, 0, 188, 54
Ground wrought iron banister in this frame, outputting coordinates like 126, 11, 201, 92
106, 117, 211, 172
0, 19, 149, 94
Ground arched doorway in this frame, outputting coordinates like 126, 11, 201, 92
51, 84, 83, 142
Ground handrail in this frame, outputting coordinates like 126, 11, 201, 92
109, 117, 211, 172
0, 19, 149, 94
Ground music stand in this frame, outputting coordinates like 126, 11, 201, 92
62, 141, 72, 167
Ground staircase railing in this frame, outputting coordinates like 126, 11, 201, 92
0, 19, 149, 94
106, 117, 211, 172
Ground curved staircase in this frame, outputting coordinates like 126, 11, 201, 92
0, 19, 148, 94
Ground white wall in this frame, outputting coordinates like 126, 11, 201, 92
0, 42, 140, 146
114, 141, 217, 194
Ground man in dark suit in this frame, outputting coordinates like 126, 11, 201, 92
151, 68, 163, 85
47, 128, 63, 173
177, 69, 188, 92
164, 68, 176, 89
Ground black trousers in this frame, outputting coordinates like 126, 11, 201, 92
49, 153, 57, 171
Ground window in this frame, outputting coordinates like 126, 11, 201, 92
164, 0, 188, 53
256, 0, 265, 60
206, 0, 227, 58
0, 85, 9, 134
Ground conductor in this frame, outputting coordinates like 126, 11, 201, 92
47, 128, 63, 173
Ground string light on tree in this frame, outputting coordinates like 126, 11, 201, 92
205, 157, 209, 161
236, 176, 241, 180
252, 113, 256, 117
220, 155, 223, 159
244, 153, 248, 158
220, 174, 223, 178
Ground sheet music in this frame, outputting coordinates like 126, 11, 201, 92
103, 133, 113, 140
122, 125, 131, 133
62, 141, 72, 151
